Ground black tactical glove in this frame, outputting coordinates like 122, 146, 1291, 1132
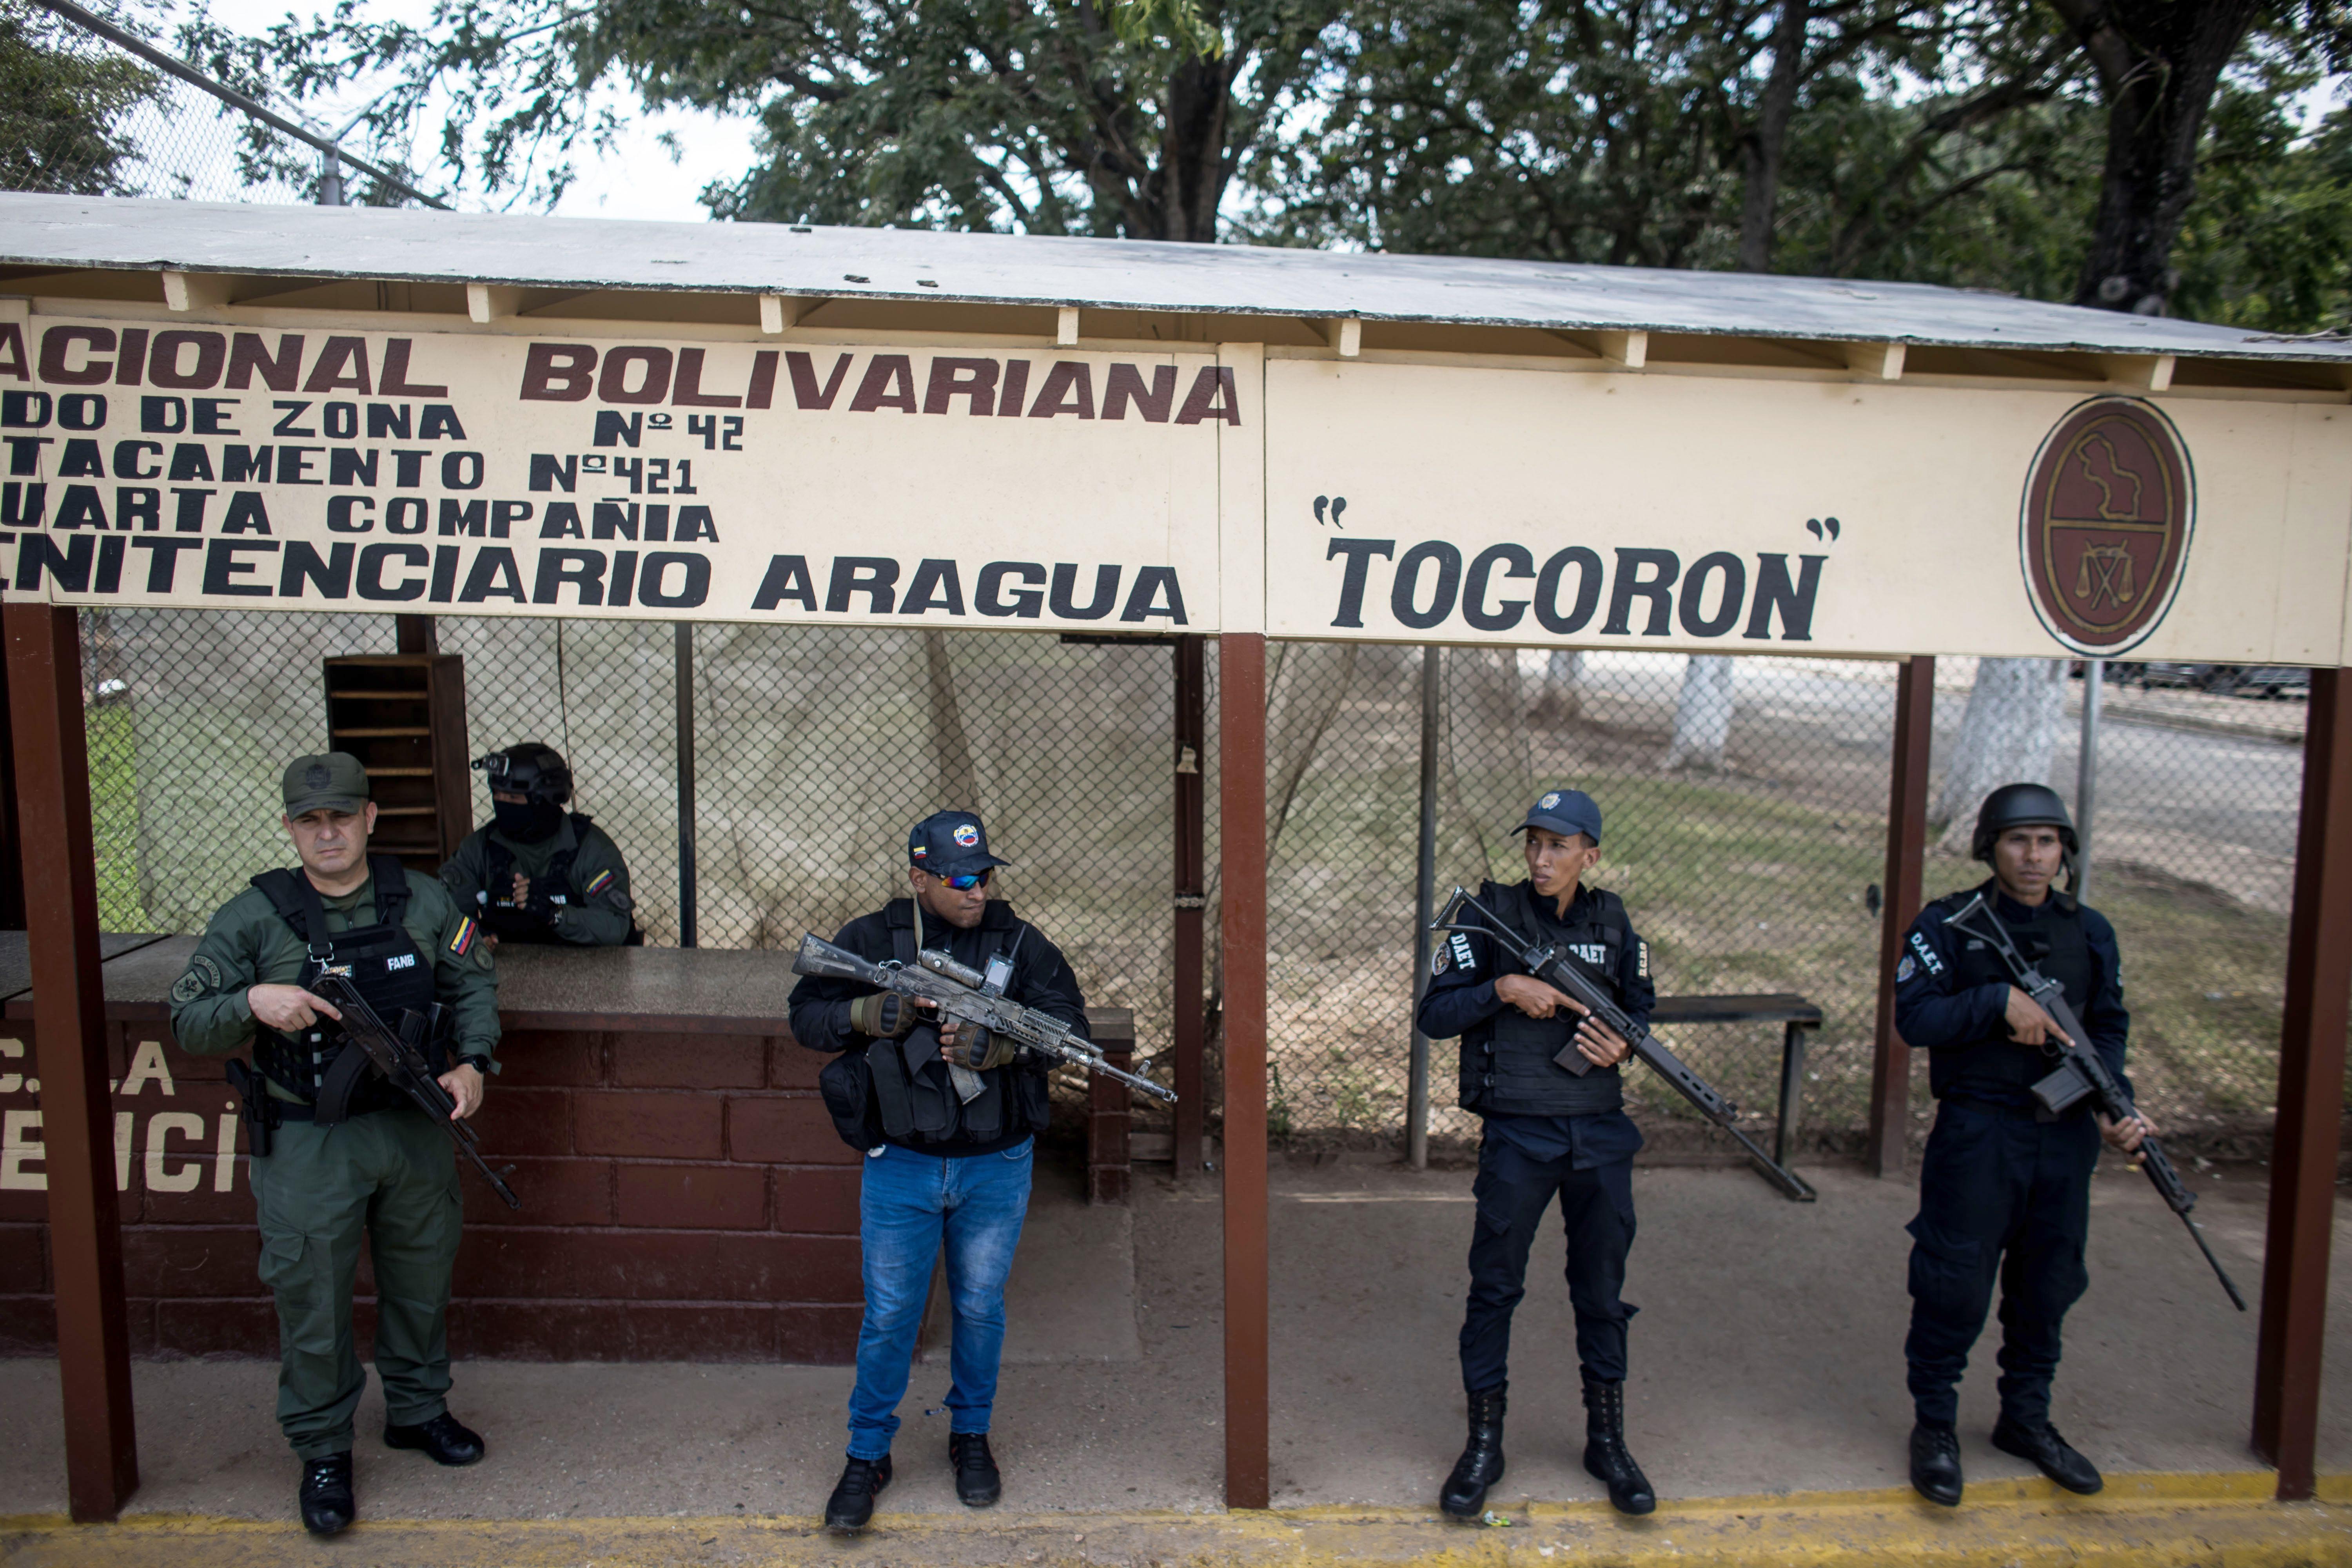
521, 877, 563, 928
948, 1023, 1021, 1071
849, 992, 916, 1039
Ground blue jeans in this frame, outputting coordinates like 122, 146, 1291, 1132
847, 1139, 1033, 1458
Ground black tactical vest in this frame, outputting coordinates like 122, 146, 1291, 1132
249, 857, 442, 1120
1459, 879, 1633, 1118
1928, 883, 2096, 1106
477, 814, 642, 945
861, 899, 1051, 1146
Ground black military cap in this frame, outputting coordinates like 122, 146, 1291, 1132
907, 810, 1009, 877
1512, 788, 1603, 845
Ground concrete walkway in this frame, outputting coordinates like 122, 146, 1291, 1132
2, 1150, 2347, 1561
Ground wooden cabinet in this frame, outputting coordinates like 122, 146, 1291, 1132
323, 655, 472, 872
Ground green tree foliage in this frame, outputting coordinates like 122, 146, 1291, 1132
225, 0, 1337, 237
0, 0, 161, 195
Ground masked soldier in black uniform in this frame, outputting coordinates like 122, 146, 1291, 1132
439, 742, 642, 947
787, 811, 1089, 1531
1895, 783, 2152, 1506
1416, 789, 1657, 1519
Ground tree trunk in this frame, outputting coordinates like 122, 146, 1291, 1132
1932, 657, 2067, 851
921, 629, 980, 807
1734, 0, 1811, 272
1155, 50, 1235, 242
2044, 0, 2263, 314
1664, 655, 1737, 771
1536, 650, 1586, 723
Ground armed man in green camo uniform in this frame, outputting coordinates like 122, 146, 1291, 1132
168, 753, 502, 1537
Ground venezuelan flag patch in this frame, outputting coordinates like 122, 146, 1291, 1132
449, 915, 478, 956
584, 869, 615, 897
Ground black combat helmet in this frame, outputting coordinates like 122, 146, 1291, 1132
1971, 782, 2078, 864
473, 741, 573, 804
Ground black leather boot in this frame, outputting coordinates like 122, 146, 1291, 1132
385, 1412, 486, 1466
1991, 1416, 2102, 1495
949, 1432, 1002, 1507
1438, 1385, 1507, 1519
298, 1451, 355, 1536
823, 1454, 892, 1530
1910, 1420, 1963, 1506
1581, 1374, 1655, 1515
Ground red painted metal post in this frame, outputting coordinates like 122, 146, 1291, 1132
4, 604, 138, 1519
1218, 632, 1269, 1510
1867, 656, 1934, 1178
2252, 665, 2352, 1501
1173, 633, 1207, 1179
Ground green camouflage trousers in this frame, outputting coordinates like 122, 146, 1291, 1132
250, 1103, 463, 1459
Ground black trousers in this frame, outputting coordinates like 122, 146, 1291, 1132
1904, 1100, 2098, 1428
1459, 1131, 1637, 1393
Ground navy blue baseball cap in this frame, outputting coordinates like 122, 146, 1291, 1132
907, 810, 1009, 877
1513, 789, 1603, 845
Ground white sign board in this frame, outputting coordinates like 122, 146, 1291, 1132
0, 320, 1230, 629
1261, 359, 2352, 663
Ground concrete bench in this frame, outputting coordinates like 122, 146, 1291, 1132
1649, 992, 1823, 1181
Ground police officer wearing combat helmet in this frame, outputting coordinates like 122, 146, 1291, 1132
438, 742, 641, 947
786, 811, 1089, 1531
1894, 782, 2152, 1507
1416, 789, 1659, 1519
167, 754, 502, 1535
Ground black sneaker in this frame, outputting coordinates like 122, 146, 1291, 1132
1909, 1421, 1962, 1506
950, 1432, 1002, 1507
823, 1453, 892, 1531
1991, 1416, 2102, 1495
385, 1412, 486, 1467
298, 1451, 355, 1536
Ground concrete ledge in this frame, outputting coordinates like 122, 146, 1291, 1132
5, 1474, 2348, 1567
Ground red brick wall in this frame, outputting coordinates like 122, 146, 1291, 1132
0, 1017, 866, 1362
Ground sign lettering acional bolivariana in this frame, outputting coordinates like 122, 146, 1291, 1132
0, 321, 1229, 629
4, 318, 2349, 661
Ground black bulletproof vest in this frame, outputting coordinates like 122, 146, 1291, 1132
249, 856, 441, 1119
1460, 879, 1632, 1118
1929, 885, 2096, 1105
863, 899, 1035, 1146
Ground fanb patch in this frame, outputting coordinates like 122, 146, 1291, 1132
449, 915, 479, 957
584, 868, 615, 897
168, 954, 223, 1005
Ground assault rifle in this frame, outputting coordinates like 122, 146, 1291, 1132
1943, 893, 2246, 1310
308, 971, 522, 1210
1433, 886, 1816, 1201
792, 935, 1176, 1104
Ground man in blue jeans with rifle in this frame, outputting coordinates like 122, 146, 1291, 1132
788, 811, 1090, 1531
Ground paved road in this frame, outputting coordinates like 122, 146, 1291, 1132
1534, 654, 2304, 909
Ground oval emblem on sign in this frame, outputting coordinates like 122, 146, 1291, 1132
2019, 396, 2194, 655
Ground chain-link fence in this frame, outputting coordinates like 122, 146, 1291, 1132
2, 0, 435, 208
75, 610, 2315, 1158
1257, 648, 2312, 1159
5, 0, 307, 203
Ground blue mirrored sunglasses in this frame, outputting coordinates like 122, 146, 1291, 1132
931, 870, 991, 891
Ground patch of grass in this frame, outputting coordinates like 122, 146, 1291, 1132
86, 702, 151, 931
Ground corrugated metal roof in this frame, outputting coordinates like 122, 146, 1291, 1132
4, 191, 2349, 363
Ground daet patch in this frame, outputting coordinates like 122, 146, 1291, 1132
2020, 396, 2194, 656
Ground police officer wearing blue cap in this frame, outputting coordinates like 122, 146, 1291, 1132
1416, 788, 1659, 1519
787, 809, 1090, 1531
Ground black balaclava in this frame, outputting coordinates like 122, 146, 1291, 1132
493, 797, 564, 843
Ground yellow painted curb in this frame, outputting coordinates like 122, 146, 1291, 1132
3, 1472, 2350, 1567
